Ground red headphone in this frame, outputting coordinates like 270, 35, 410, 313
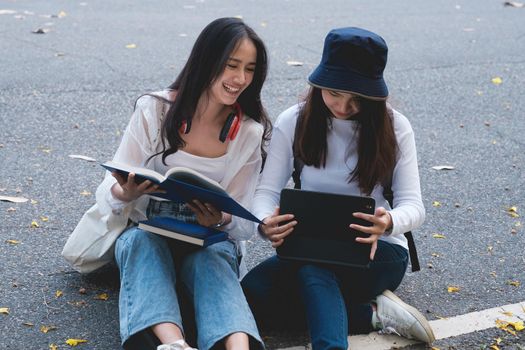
180, 103, 242, 143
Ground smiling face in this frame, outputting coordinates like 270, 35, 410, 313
321, 89, 362, 120
209, 38, 257, 106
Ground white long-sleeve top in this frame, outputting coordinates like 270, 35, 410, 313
95, 91, 264, 273
253, 104, 425, 250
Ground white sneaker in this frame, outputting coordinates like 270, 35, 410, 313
375, 290, 435, 344
157, 339, 198, 350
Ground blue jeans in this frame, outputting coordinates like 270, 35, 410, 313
241, 240, 408, 350
115, 226, 263, 350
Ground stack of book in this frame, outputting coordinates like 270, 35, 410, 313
138, 217, 227, 247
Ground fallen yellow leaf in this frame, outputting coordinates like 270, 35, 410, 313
490, 345, 500, 350
40, 325, 57, 333
507, 206, 520, 218
500, 311, 513, 316
508, 280, 520, 287
57, 10, 67, 18
491, 77, 503, 85
496, 319, 517, 335
40, 216, 49, 222
125, 43, 137, 49
68, 300, 87, 307
55, 290, 63, 298
447, 286, 460, 293
94, 293, 109, 301
0, 307, 9, 315
432, 201, 441, 207
80, 190, 91, 196
495, 337, 502, 344
508, 320, 524, 331
50, 344, 58, 350
433, 234, 446, 239
66, 338, 88, 346
6, 239, 20, 245
31, 220, 40, 228
31, 199, 38, 204
22, 322, 34, 327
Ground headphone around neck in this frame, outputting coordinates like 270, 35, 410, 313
180, 103, 242, 143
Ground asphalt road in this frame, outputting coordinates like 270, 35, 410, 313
1, 0, 524, 349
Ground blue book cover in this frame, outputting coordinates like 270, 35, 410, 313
101, 161, 262, 224
138, 217, 227, 247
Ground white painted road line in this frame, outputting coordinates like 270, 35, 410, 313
431, 301, 524, 340
277, 301, 525, 350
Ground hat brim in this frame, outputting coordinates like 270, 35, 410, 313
308, 66, 388, 101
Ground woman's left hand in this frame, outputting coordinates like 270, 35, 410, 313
187, 200, 231, 228
350, 207, 392, 260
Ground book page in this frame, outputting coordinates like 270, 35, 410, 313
165, 167, 226, 195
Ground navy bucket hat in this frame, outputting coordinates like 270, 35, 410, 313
308, 27, 389, 100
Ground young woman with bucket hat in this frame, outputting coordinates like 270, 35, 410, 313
242, 27, 435, 349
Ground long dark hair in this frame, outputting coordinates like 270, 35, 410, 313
153, 17, 271, 164
294, 87, 398, 195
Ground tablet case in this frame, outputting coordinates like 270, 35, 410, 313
277, 188, 375, 268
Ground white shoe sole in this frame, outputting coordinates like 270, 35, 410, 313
382, 289, 436, 343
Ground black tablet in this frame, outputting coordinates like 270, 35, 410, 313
277, 188, 375, 268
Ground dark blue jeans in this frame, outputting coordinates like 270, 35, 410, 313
241, 240, 408, 350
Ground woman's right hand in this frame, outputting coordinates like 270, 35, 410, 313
110, 172, 162, 202
259, 207, 297, 248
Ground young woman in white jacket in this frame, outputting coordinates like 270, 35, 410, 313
99, 17, 271, 350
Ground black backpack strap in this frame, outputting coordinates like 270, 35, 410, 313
292, 157, 304, 189
382, 182, 421, 272
292, 116, 304, 189
404, 231, 420, 272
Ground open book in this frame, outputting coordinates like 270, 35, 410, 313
101, 161, 261, 223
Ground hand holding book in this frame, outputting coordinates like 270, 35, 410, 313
110, 171, 165, 202
186, 200, 232, 227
